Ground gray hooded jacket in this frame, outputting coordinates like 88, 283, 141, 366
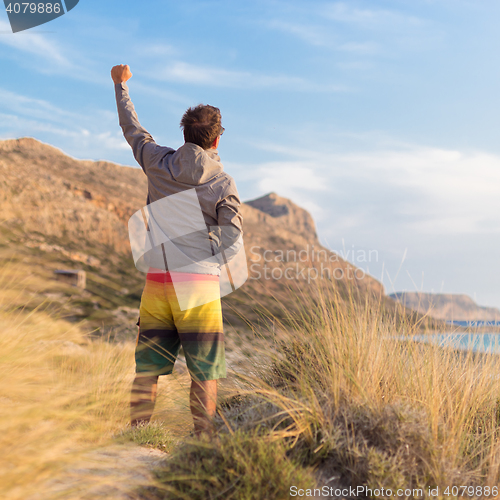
115, 83, 243, 276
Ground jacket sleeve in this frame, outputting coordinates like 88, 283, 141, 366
115, 82, 175, 173
214, 180, 244, 265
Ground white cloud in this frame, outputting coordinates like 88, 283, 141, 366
333, 147, 500, 223
0, 88, 79, 123
0, 88, 130, 161
150, 60, 348, 92
339, 41, 379, 54
254, 162, 330, 194
0, 19, 70, 68
0, 19, 105, 84
238, 135, 500, 304
323, 2, 425, 30
132, 42, 178, 58
132, 82, 192, 107
266, 19, 380, 54
243, 141, 500, 237
266, 20, 332, 47
0, 112, 127, 152
262, 1, 441, 58
93, 131, 130, 152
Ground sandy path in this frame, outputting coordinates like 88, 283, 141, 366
31, 444, 167, 500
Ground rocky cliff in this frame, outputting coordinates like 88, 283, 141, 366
0, 137, 385, 327
244, 192, 319, 245
389, 292, 500, 322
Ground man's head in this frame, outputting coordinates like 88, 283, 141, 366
180, 104, 224, 150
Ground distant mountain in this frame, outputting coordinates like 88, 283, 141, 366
389, 292, 500, 322
0, 137, 386, 330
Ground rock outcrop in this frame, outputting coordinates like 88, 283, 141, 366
389, 292, 500, 322
244, 192, 319, 244
0, 137, 385, 326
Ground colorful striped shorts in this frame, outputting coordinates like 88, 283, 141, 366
136, 270, 225, 381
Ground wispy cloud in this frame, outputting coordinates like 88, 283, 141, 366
338, 41, 379, 54
263, 1, 440, 58
148, 60, 348, 92
0, 19, 71, 68
0, 112, 130, 162
0, 19, 107, 84
323, 2, 425, 30
131, 42, 178, 58
132, 82, 192, 108
253, 162, 330, 193
330, 147, 500, 235
266, 20, 332, 47
236, 139, 500, 237
0, 88, 79, 123
266, 19, 380, 54
232, 136, 500, 301
0, 87, 130, 160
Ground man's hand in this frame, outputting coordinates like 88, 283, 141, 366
111, 64, 132, 84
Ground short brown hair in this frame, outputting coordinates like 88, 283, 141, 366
180, 104, 223, 150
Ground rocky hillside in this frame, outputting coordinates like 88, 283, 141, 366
0, 137, 146, 252
389, 292, 500, 322
0, 137, 385, 333
245, 192, 319, 244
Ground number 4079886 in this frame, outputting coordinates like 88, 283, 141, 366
443, 486, 498, 497
6, 3, 61, 14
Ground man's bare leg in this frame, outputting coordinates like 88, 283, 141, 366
190, 379, 217, 436
130, 374, 158, 427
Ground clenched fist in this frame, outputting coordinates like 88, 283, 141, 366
111, 64, 132, 84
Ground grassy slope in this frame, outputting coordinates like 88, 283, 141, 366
150, 286, 500, 500
5, 261, 499, 499
0, 220, 143, 338
0, 258, 200, 499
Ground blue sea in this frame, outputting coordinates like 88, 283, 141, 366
446, 321, 500, 328
411, 332, 500, 354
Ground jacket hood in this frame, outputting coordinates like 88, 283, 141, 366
168, 143, 223, 185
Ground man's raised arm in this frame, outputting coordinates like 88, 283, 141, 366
111, 64, 174, 173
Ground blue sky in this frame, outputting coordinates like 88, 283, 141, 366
1, 0, 500, 309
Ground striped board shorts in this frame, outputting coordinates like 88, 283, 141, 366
136, 269, 226, 381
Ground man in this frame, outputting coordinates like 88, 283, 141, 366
111, 64, 243, 435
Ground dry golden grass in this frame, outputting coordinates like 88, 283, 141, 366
2, 256, 500, 499
0, 265, 193, 499
152, 284, 500, 499
0, 304, 131, 498
218, 285, 500, 495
